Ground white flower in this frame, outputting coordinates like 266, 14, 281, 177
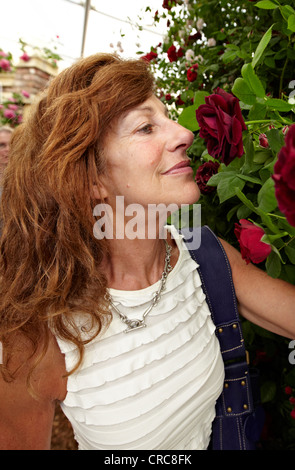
197, 18, 204, 30
207, 38, 216, 47
185, 49, 195, 62
195, 54, 204, 63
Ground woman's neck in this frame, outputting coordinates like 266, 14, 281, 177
102, 234, 178, 291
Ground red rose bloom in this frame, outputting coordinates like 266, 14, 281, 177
187, 67, 198, 82
196, 87, 247, 166
272, 124, 295, 227
234, 219, 272, 264
195, 161, 220, 194
259, 133, 269, 148
141, 51, 158, 62
167, 45, 178, 62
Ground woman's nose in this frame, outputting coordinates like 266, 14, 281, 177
166, 121, 194, 152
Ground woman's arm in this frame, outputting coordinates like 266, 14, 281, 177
0, 333, 67, 450
220, 238, 295, 339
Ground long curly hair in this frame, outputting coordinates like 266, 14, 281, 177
0, 53, 155, 383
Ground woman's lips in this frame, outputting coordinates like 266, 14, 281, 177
162, 160, 193, 175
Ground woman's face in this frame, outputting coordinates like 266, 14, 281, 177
100, 95, 200, 211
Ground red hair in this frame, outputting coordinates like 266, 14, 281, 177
0, 53, 155, 385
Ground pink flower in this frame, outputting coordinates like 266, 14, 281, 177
234, 219, 272, 265
21, 90, 30, 98
0, 51, 8, 57
20, 52, 31, 62
8, 104, 18, 111
0, 58, 11, 71
3, 109, 16, 120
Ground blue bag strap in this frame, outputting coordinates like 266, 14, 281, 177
180, 225, 265, 450
181, 225, 247, 362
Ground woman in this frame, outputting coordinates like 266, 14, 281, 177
0, 53, 294, 450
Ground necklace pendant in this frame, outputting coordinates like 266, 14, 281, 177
124, 319, 146, 333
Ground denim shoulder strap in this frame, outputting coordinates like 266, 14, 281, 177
181, 225, 246, 362
180, 225, 264, 450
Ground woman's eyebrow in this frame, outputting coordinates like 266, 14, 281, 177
130, 104, 169, 116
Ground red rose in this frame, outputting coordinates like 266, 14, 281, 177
175, 94, 184, 106
234, 219, 272, 264
167, 45, 178, 62
291, 408, 295, 420
259, 133, 269, 148
272, 124, 295, 227
195, 161, 220, 194
177, 47, 185, 58
141, 51, 158, 62
285, 386, 293, 395
187, 67, 198, 82
196, 87, 247, 166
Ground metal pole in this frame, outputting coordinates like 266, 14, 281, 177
81, 0, 91, 57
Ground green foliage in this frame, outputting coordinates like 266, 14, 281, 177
140, 0, 295, 449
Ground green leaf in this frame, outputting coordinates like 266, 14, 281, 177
178, 105, 199, 131
257, 178, 278, 212
241, 63, 265, 98
237, 174, 262, 185
216, 173, 245, 203
248, 102, 267, 121
265, 98, 294, 112
288, 14, 295, 32
235, 188, 281, 233
260, 380, 277, 404
266, 251, 281, 278
193, 90, 209, 109
232, 77, 256, 105
261, 232, 288, 244
243, 133, 255, 171
266, 128, 285, 153
254, 150, 272, 164
285, 245, 295, 264
255, 1, 278, 9
252, 25, 273, 69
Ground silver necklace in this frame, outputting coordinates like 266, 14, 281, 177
105, 241, 172, 333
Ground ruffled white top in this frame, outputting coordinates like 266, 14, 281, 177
56, 226, 224, 450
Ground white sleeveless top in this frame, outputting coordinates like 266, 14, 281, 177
56, 227, 224, 450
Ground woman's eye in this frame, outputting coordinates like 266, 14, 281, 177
137, 124, 154, 134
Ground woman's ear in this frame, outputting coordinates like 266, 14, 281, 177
91, 179, 108, 201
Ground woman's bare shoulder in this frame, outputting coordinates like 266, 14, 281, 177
0, 331, 67, 449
